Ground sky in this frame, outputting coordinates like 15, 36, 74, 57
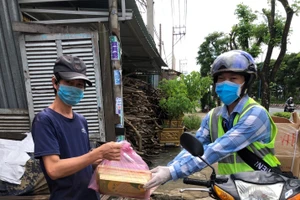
140, 0, 300, 73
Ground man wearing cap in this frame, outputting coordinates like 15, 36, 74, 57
32, 55, 122, 200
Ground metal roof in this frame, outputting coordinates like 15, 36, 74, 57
18, 0, 167, 73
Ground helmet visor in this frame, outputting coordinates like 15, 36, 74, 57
211, 51, 256, 76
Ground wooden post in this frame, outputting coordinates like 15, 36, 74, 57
109, 0, 124, 141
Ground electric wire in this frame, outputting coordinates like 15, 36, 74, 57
165, 33, 186, 60
147, 0, 187, 68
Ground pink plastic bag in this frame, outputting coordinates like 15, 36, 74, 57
88, 141, 152, 199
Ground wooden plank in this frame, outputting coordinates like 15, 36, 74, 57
13, 22, 90, 34
0, 195, 50, 200
91, 32, 106, 141
0, 132, 27, 141
19, 34, 35, 127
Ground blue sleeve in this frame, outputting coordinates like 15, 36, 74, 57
201, 106, 271, 166
32, 113, 60, 159
168, 112, 211, 179
196, 113, 212, 151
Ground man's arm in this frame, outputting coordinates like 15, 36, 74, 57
42, 142, 121, 180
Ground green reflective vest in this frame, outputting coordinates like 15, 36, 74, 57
209, 98, 281, 175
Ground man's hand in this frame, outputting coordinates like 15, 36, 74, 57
94, 142, 122, 161
143, 166, 171, 189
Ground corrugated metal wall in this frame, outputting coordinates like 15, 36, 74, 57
0, 0, 27, 109
0, 108, 30, 136
19, 32, 105, 140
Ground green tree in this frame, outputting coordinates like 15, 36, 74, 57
181, 71, 212, 103
197, 32, 230, 77
274, 52, 300, 100
196, 1, 299, 110
196, 33, 229, 109
260, 0, 299, 110
230, 3, 268, 57
158, 72, 211, 120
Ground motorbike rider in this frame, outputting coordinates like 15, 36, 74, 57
286, 97, 294, 104
144, 50, 281, 189
284, 97, 294, 112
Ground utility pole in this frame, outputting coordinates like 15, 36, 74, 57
147, 0, 159, 88
109, 0, 124, 141
147, 0, 154, 38
172, 26, 174, 70
172, 26, 186, 71
159, 23, 162, 55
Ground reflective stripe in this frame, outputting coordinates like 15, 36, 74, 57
210, 107, 222, 142
250, 145, 275, 156
218, 154, 244, 164
218, 146, 274, 164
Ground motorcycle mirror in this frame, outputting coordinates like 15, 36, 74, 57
180, 132, 204, 156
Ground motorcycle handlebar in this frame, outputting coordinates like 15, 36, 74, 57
183, 177, 210, 187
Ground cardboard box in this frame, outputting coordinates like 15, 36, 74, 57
273, 113, 300, 177
97, 165, 151, 199
276, 155, 300, 177
274, 123, 300, 155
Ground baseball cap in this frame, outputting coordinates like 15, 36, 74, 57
53, 55, 92, 86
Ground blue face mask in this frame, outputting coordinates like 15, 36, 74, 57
215, 81, 243, 105
57, 84, 84, 106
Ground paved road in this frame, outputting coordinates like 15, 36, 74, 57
269, 107, 299, 114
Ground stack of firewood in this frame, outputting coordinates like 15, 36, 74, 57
123, 76, 164, 165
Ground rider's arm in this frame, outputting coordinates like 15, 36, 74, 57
167, 113, 212, 168
167, 113, 212, 169
167, 112, 212, 180
168, 106, 271, 180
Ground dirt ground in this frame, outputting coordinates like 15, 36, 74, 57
149, 145, 215, 200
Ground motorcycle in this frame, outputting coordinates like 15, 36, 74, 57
179, 132, 300, 200
284, 103, 295, 112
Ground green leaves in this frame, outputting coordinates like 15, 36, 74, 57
158, 72, 211, 120
196, 32, 230, 76
181, 71, 212, 102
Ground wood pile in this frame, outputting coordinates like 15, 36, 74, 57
123, 76, 164, 165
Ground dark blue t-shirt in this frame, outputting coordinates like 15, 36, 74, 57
32, 108, 99, 200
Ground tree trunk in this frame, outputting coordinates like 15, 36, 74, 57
260, 0, 294, 110
261, 70, 270, 111
270, 0, 295, 80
